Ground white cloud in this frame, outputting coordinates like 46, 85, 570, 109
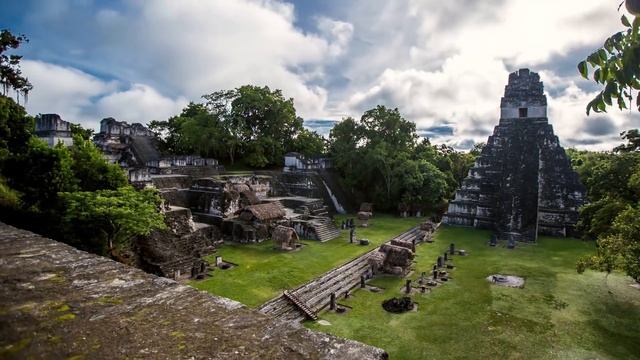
96, 84, 188, 125
333, 0, 637, 150
21, 60, 116, 129
21, 60, 186, 130
38, 0, 352, 119
15, 0, 640, 149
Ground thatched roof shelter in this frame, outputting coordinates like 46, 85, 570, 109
238, 202, 286, 222
272, 226, 299, 251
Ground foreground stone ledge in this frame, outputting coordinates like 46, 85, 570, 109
0, 222, 387, 359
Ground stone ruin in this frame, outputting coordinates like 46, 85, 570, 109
357, 202, 373, 227
369, 243, 415, 276
93, 118, 223, 186
154, 173, 342, 245
382, 297, 415, 314
419, 219, 438, 242
487, 274, 525, 288
272, 225, 300, 251
34, 114, 74, 147
0, 222, 387, 359
135, 205, 220, 279
227, 202, 287, 243
443, 69, 586, 242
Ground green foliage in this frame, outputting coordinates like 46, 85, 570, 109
0, 94, 33, 159
614, 129, 640, 152
291, 128, 326, 157
69, 135, 128, 192
0, 30, 32, 97
578, 14, 640, 113
0, 176, 19, 208
4, 138, 77, 211
329, 107, 467, 212
578, 205, 640, 281
569, 132, 640, 281
149, 102, 201, 155
60, 187, 166, 257
203, 85, 304, 167
69, 123, 94, 141
156, 86, 311, 168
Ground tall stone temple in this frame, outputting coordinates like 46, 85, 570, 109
443, 69, 586, 242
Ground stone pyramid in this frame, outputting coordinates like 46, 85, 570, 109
443, 69, 586, 242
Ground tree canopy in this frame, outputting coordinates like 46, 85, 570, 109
61, 187, 166, 258
329, 106, 468, 213
152, 86, 325, 168
569, 133, 640, 281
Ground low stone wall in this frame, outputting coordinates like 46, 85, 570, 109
0, 222, 387, 359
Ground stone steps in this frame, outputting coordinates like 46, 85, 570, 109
283, 291, 318, 320
312, 221, 341, 242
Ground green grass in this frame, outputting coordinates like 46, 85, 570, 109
306, 226, 640, 360
190, 214, 425, 307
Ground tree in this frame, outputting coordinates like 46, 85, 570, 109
577, 11, 640, 113
329, 106, 453, 212
573, 131, 640, 282
292, 128, 326, 157
614, 129, 640, 152
70, 123, 94, 141
0, 94, 33, 160
61, 187, 166, 258
201, 85, 304, 167
4, 138, 77, 211
0, 30, 32, 99
69, 135, 128, 191
578, 205, 640, 282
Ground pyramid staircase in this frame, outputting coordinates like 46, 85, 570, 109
312, 220, 342, 242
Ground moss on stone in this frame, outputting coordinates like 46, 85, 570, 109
0, 337, 31, 355
57, 313, 76, 321
96, 296, 123, 305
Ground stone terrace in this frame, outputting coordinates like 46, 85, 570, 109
0, 222, 386, 359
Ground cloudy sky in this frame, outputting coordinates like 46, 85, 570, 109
2, 0, 639, 150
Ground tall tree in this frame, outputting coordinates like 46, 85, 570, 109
329, 106, 453, 212
61, 187, 166, 258
0, 30, 32, 100
69, 135, 128, 192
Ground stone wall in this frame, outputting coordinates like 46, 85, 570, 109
0, 222, 387, 359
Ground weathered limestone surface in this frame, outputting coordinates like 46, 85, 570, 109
443, 69, 585, 242
0, 223, 387, 359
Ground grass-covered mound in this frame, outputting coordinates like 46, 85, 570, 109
191, 214, 425, 307
306, 226, 640, 359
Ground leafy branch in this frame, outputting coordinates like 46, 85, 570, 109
578, 14, 640, 114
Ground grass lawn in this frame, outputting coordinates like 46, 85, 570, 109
306, 226, 640, 360
190, 214, 425, 307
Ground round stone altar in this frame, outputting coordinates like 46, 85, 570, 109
486, 274, 525, 288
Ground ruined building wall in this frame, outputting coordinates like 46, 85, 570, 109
443, 69, 585, 242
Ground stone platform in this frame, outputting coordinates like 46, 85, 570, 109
0, 222, 387, 359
